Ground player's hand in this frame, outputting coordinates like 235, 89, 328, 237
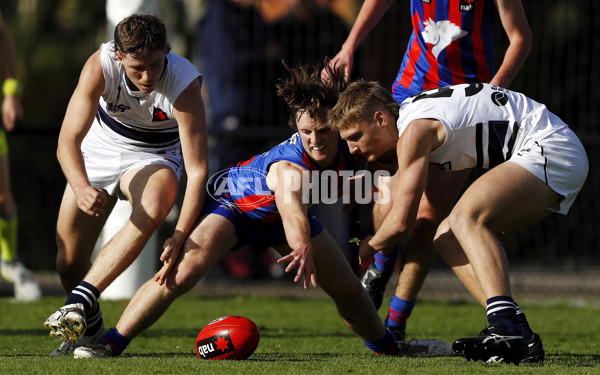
277, 245, 318, 290
321, 49, 353, 83
2, 96, 23, 132
75, 186, 109, 217
358, 235, 377, 265
155, 231, 185, 285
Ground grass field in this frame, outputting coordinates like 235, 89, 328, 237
1, 294, 599, 374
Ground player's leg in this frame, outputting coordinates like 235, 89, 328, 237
0, 133, 41, 300
273, 229, 399, 355
434, 223, 486, 305
47, 164, 176, 351
83, 164, 178, 291
55, 184, 117, 291
46, 184, 117, 356
385, 167, 470, 340
72, 214, 238, 358
290, 229, 452, 357
441, 162, 561, 363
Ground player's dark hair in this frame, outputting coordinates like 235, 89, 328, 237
113, 13, 171, 59
328, 80, 399, 131
276, 58, 347, 129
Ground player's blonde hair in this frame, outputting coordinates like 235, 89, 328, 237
328, 80, 399, 131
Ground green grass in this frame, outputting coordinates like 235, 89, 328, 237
1, 294, 599, 374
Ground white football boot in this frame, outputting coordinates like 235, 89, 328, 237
50, 323, 106, 357
397, 338, 453, 357
43, 303, 87, 342
74, 343, 113, 358
1, 260, 42, 301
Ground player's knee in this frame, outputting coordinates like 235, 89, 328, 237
132, 201, 173, 231
170, 261, 203, 295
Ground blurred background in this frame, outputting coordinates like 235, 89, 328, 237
1, 0, 599, 300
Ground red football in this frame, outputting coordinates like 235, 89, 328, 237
195, 316, 260, 360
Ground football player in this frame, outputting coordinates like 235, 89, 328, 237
43, 13, 209, 356
327, 81, 587, 364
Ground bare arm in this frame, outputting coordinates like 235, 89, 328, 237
489, 0, 532, 88
360, 120, 441, 260
156, 76, 209, 283
269, 161, 318, 290
324, 0, 394, 81
56, 49, 108, 217
0, 15, 23, 131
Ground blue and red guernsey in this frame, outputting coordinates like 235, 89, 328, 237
225, 133, 356, 223
392, 0, 497, 103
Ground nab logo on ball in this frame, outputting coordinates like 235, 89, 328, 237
196, 331, 236, 359
195, 316, 260, 360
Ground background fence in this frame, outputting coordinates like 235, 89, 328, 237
2, 0, 599, 299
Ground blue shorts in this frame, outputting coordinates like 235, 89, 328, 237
201, 195, 323, 250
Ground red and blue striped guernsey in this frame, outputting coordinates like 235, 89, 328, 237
392, 0, 497, 103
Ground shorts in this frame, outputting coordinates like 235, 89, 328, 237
508, 123, 588, 214
0, 128, 8, 157
201, 195, 323, 249
81, 121, 183, 196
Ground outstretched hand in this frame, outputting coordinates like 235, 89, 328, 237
277, 245, 318, 290
154, 231, 186, 285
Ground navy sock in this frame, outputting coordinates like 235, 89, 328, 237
101, 328, 131, 356
385, 295, 416, 333
364, 329, 398, 356
486, 296, 519, 334
65, 281, 100, 313
84, 304, 104, 337
515, 304, 534, 341
373, 249, 398, 273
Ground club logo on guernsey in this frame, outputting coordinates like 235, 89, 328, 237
152, 107, 168, 121
421, 18, 468, 59
196, 331, 236, 359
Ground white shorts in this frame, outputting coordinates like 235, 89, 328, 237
81, 122, 183, 197
508, 125, 588, 214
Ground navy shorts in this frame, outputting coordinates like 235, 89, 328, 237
201, 195, 323, 250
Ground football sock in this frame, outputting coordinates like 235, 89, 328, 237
364, 329, 399, 356
84, 303, 104, 337
515, 303, 534, 341
486, 296, 519, 334
373, 249, 398, 273
0, 212, 18, 262
385, 295, 416, 333
65, 280, 101, 313
101, 328, 130, 356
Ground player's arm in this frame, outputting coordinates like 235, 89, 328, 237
490, 0, 532, 88
268, 160, 318, 290
324, 0, 394, 81
56, 49, 108, 217
157, 76, 209, 283
360, 119, 443, 261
